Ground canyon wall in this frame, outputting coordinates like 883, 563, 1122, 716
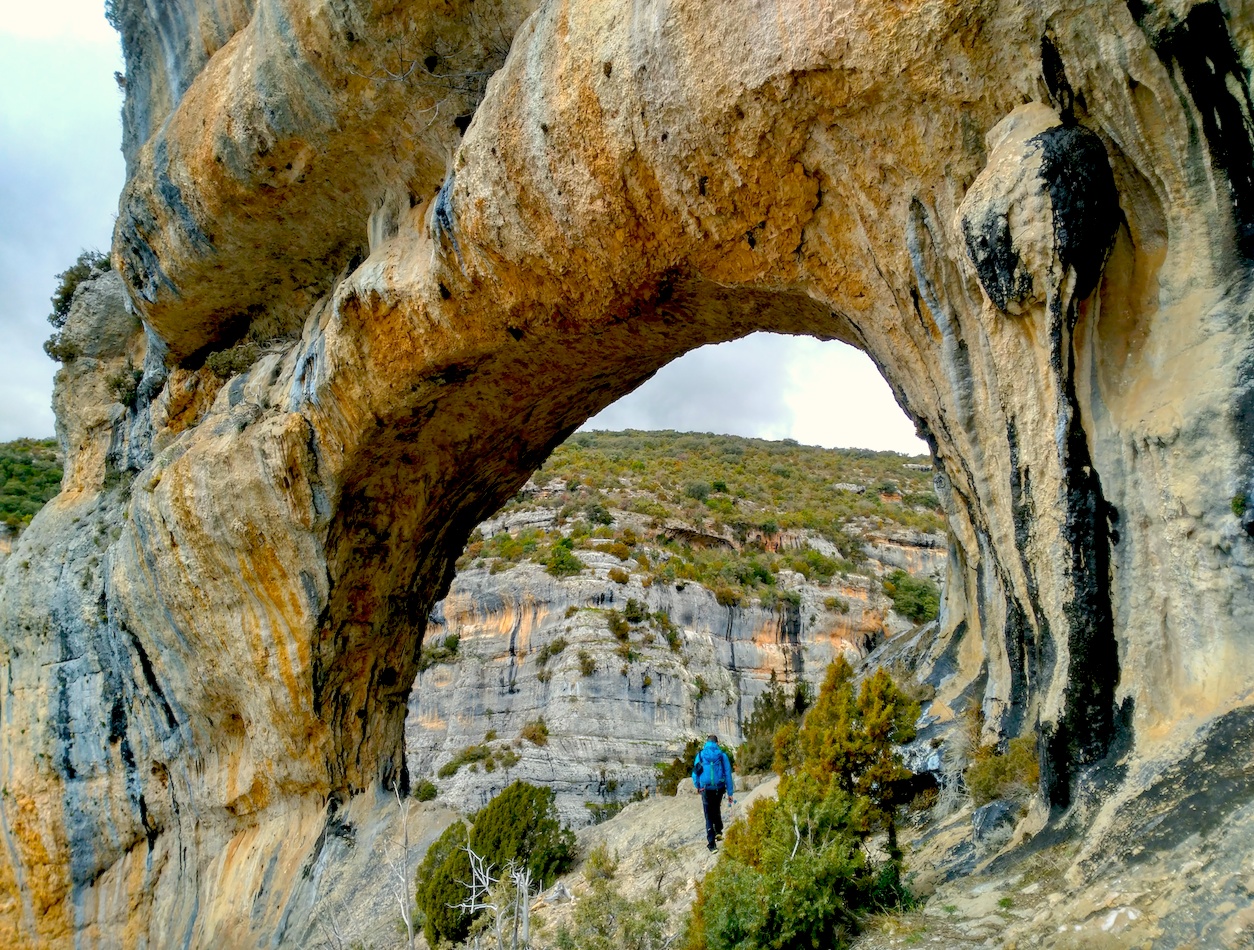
3, 0, 1254, 944
406, 531, 925, 826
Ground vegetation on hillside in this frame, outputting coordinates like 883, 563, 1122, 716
882, 569, 941, 624
0, 439, 62, 532
455, 430, 944, 614
685, 658, 920, 950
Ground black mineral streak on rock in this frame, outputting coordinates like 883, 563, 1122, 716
961, 210, 1032, 312
1040, 34, 1075, 124
1043, 292, 1121, 810
1128, 1, 1254, 258
1030, 124, 1121, 301
1103, 705, 1254, 862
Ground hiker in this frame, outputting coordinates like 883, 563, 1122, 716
692, 734, 734, 851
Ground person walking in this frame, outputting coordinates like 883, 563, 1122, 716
692, 734, 734, 851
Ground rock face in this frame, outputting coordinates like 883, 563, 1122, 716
5, 0, 1254, 944
406, 550, 899, 825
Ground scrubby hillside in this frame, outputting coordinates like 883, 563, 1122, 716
0, 439, 62, 533
405, 431, 946, 825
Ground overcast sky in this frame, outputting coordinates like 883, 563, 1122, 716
0, 2, 926, 456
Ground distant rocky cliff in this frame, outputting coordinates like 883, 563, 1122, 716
407, 516, 938, 824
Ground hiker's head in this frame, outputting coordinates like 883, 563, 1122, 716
708, 734, 718, 744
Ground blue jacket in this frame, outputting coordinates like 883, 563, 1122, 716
692, 741, 734, 796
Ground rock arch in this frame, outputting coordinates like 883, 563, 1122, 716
4, 0, 1254, 944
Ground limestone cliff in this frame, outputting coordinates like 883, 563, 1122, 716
407, 533, 930, 825
5, 0, 1254, 944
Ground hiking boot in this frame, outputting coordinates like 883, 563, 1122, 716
707, 843, 717, 852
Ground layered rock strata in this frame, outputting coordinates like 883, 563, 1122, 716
406, 537, 923, 824
4, 0, 1254, 944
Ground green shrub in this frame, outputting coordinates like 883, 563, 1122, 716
653, 611, 682, 651
411, 779, 438, 801
437, 743, 492, 778
882, 569, 940, 623
607, 610, 630, 640
520, 717, 549, 746
686, 660, 919, 950
107, 364, 144, 409
547, 537, 586, 577
468, 780, 575, 887
686, 782, 870, 950
599, 540, 632, 560
0, 439, 63, 532
585, 502, 613, 525
48, 249, 108, 328
624, 598, 648, 623
685, 482, 711, 501
737, 677, 812, 775
43, 334, 81, 363
554, 877, 669, 950
902, 491, 941, 510
204, 341, 260, 379
415, 820, 474, 947
536, 636, 568, 665
824, 596, 851, 614
714, 586, 744, 608
417, 633, 460, 672
1234, 494, 1248, 517
608, 566, 630, 584
656, 738, 704, 796
586, 800, 626, 825
584, 841, 618, 879
965, 734, 1040, 806
578, 650, 597, 676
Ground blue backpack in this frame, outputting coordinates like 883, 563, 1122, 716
696, 745, 726, 790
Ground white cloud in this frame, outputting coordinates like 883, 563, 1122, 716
782, 338, 927, 453
584, 333, 929, 455
1, 0, 119, 44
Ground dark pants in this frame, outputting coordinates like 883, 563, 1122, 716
701, 787, 725, 848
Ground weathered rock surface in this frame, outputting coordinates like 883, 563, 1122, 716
5, 0, 1254, 944
405, 538, 908, 824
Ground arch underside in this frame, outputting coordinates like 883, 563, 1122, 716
3, 0, 1254, 944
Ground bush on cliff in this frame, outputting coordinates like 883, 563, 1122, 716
416, 820, 474, 947
416, 782, 575, 946
48, 249, 108, 328
44, 250, 110, 363
546, 536, 585, 577
882, 569, 940, 623
656, 737, 705, 796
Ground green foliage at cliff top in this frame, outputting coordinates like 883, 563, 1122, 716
533, 430, 943, 535
0, 439, 62, 532
458, 430, 943, 603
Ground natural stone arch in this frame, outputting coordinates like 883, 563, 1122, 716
4, 0, 1254, 945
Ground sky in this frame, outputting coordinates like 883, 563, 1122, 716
0, 0, 125, 442
0, 2, 927, 456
